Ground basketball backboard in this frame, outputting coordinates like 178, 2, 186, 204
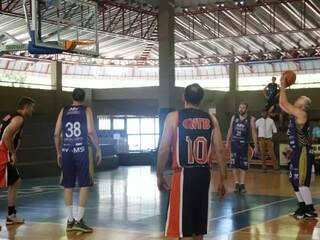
31, 0, 99, 56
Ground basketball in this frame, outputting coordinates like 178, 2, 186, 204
283, 70, 296, 87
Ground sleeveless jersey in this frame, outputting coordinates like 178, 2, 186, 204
62, 106, 88, 148
172, 108, 214, 170
231, 114, 251, 143
287, 115, 311, 149
0, 112, 24, 150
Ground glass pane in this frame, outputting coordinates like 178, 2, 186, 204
127, 118, 140, 134
128, 135, 140, 151
98, 116, 111, 130
155, 118, 159, 134
141, 135, 155, 150
113, 118, 125, 130
155, 134, 159, 148
141, 118, 155, 134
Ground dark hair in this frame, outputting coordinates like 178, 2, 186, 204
184, 83, 204, 106
239, 102, 248, 108
17, 96, 35, 109
272, 77, 276, 80
72, 88, 85, 102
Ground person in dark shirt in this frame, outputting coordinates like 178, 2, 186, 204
263, 77, 280, 113
0, 97, 35, 227
54, 88, 102, 233
279, 74, 317, 219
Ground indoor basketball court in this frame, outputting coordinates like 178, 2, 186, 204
0, 0, 320, 239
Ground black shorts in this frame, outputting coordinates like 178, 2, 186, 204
165, 167, 211, 238
7, 163, 21, 186
265, 97, 278, 111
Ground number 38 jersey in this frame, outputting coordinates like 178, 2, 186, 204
62, 105, 88, 148
172, 108, 214, 170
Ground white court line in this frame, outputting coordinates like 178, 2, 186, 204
209, 190, 320, 222
208, 197, 295, 222
0, 189, 62, 200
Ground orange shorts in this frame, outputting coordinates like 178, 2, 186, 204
0, 141, 9, 188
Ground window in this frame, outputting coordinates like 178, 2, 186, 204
127, 117, 159, 152
237, 60, 320, 91
98, 116, 111, 130
97, 115, 159, 152
127, 118, 140, 134
113, 118, 125, 130
175, 66, 230, 91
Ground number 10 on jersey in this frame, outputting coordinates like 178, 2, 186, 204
186, 136, 208, 164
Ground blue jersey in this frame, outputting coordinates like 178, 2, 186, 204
231, 114, 251, 144
62, 105, 88, 148
287, 115, 311, 150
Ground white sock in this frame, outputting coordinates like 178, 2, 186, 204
77, 207, 85, 221
73, 205, 78, 220
295, 191, 304, 203
67, 206, 73, 221
299, 186, 313, 205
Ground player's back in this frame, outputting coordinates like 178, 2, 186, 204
62, 105, 88, 148
173, 108, 214, 170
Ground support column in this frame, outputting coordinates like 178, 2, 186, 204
229, 63, 239, 112
158, 0, 175, 134
51, 60, 63, 114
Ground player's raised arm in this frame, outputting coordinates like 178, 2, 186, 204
2, 116, 24, 157
54, 109, 63, 167
250, 117, 258, 153
279, 75, 306, 123
211, 115, 225, 179
157, 111, 177, 191
86, 107, 102, 165
211, 115, 226, 200
225, 115, 235, 150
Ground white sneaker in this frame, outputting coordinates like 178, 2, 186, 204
6, 214, 25, 225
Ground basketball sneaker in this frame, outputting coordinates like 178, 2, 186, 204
73, 219, 93, 233
304, 205, 318, 219
66, 219, 76, 232
290, 202, 305, 219
6, 214, 25, 225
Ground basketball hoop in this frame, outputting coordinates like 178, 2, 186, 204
63, 39, 96, 51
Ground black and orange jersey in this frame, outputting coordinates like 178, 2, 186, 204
172, 108, 214, 170
0, 112, 24, 150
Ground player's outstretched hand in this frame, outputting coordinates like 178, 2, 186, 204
217, 183, 226, 201
157, 175, 169, 192
96, 149, 102, 166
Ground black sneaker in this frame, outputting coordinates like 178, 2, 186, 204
73, 219, 93, 233
66, 219, 75, 232
234, 183, 240, 193
240, 184, 246, 194
290, 202, 305, 219
304, 205, 318, 219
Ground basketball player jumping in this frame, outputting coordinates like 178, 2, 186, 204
0, 97, 35, 227
54, 88, 102, 232
279, 74, 318, 219
226, 102, 258, 194
157, 84, 226, 240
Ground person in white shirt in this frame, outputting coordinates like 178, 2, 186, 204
255, 110, 278, 171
